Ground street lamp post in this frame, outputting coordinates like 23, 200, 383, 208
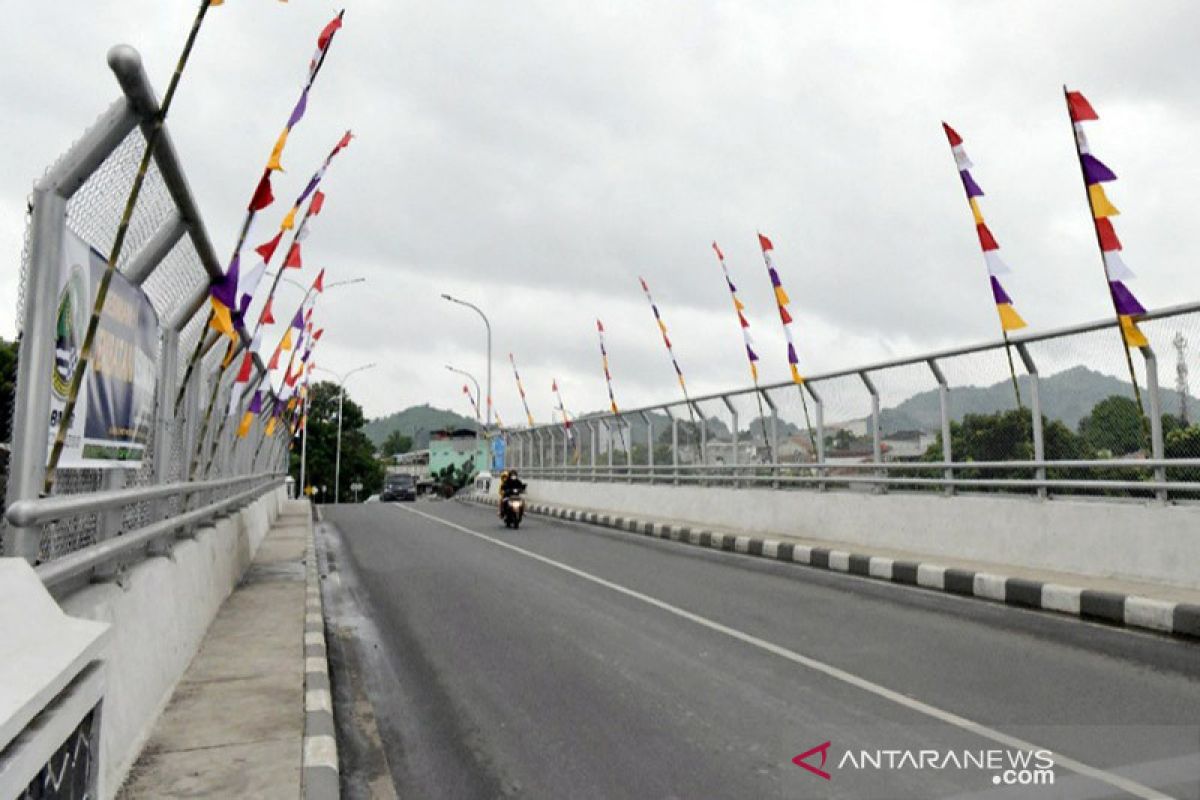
445, 364, 482, 425
315, 362, 376, 504
441, 294, 492, 427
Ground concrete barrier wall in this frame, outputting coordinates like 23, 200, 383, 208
59, 485, 288, 798
527, 481, 1200, 590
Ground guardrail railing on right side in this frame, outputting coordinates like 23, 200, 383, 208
507, 300, 1200, 503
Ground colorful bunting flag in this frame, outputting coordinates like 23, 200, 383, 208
552, 379, 573, 434
638, 276, 690, 402
757, 233, 804, 383
942, 123, 1027, 333
1065, 88, 1148, 348
237, 391, 263, 438
463, 384, 481, 422
712, 241, 760, 382
596, 319, 619, 414
509, 353, 535, 427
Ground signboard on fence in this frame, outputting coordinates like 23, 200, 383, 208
47, 230, 160, 468
492, 435, 506, 472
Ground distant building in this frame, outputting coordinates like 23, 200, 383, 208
881, 429, 936, 461
389, 449, 430, 480
429, 429, 491, 476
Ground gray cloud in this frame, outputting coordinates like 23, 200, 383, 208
4, 1, 1199, 423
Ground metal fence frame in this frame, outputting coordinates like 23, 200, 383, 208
3, 45, 287, 571
506, 300, 1200, 502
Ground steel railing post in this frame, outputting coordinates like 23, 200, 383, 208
640, 410, 653, 484
1015, 343, 1046, 499
859, 371, 883, 492
721, 395, 738, 489
4, 188, 68, 560
671, 414, 679, 485
1140, 346, 1168, 502
561, 424, 568, 471
807, 383, 826, 491
928, 358, 954, 496
760, 388, 779, 489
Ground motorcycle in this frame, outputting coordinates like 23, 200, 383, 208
500, 492, 525, 529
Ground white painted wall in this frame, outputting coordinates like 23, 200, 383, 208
58, 485, 288, 798
527, 481, 1200, 590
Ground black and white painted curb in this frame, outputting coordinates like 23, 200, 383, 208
303, 508, 339, 799
467, 493, 1200, 641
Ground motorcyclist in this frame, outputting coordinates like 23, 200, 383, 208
499, 470, 526, 518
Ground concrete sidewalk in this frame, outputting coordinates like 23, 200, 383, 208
119, 500, 318, 798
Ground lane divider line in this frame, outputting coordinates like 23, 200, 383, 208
461, 494, 1200, 641
396, 502, 1170, 800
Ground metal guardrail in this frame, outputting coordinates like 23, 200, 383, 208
506, 300, 1200, 502
3, 45, 290, 567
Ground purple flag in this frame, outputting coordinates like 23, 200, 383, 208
990, 276, 1013, 305
746, 344, 759, 361
287, 90, 309, 129
248, 390, 263, 415
298, 175, 321, 205
210, 255, 240, 309
1081, 154, 1117, 184
291, 308, 305, 329
1109, 281, 1146, 316
786, 343, 798, 364
960, 170, 984, 198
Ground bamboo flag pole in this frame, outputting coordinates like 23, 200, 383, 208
509, 353, 535, 427
637, 276, 702, 459
941, 123, 1026, 409
43, 0, 216, 493
1063, 86, 1149, 425
756, 233, 817, 456
712, 242, 772, 463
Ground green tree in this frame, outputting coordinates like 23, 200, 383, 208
289, 381, 384, 502
0, 336, 17, 437
380, 430, 413, 457
1078, 395, 1144, 456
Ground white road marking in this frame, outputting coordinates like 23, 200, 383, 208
394, 502, 1171, 800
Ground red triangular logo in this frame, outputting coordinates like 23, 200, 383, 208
792, 741, 832, 781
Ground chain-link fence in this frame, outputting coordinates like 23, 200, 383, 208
3, 47, 287, 567
511, 302, 1200, 503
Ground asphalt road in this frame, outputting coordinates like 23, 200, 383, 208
322, 498, 1200, 800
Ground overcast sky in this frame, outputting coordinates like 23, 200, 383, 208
4, 1, 1199, 424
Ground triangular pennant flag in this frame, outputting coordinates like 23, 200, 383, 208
996, 303, 1027, 332
281, 206, 298, 231
260, 296, 276, 325
237, 410, 254, 438
1088, 183, 1119, 218
961, 170, 985, 198
309, 191, 326, 215
280, 328, 294, 352
757, 232, 773, 251
209, 298, 236, 339
990, 276, 1013, 305
1066, 91, 1099, 122
283, 243, 302, 269
249, 170, 275, 211
1119, 315, 1148, 348
268, 346, 282, 370
1102, 250, 1135, 281
983, 250, 1010, 275
313, 328, 324, 341
976, 223, 999, 251
266, 128, 290, 172
1080, 154, 1117, 184
1109, 280, 1145, 316
941, 122, 963, 147
255, 231, 284, 262
236, 351, 254, 382
313, 269, 325, 293
1095, 217, 1122, 251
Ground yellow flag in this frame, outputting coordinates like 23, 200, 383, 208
280, 328, 294, 352
1120, 315, 1148, 347
266, 129, 289, 172
1089, 184, 1119, 218
790, 364, 804, 384
281, 206, 298, 231
265, 416, 277, 436
774, 286, 791, 307
221, 339, 238, 368
969, 198, 984, 225
734, 297, 745, 312
209, 298, 237, 341
237, 411, 254, 438
657, 319, 667, 334
996, 303, 1027, 332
